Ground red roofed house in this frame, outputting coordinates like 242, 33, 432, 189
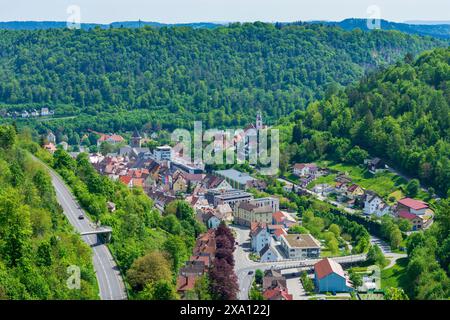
397, 198, 429, 215
314, 258, 353, 293
263, 287, 293, 300
395, 198, 433, 231
119, 175, 133, 187
97, 133, 125, 147
44, 142, 57, 154
176, 275, 197, 296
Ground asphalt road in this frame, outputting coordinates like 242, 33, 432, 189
34, 156, 127, 300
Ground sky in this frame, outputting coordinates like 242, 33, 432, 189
0, 0, 449, 24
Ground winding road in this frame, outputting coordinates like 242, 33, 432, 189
33, 155, 127, 300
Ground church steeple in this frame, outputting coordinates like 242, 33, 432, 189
256, 110, 263, 130
131, 128, 142, 148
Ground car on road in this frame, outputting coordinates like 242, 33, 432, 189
78, 214, 85, 220
248, 271, 254, 275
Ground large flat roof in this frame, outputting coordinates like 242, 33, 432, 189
282, 234, 321, 249
215, 169, 256, 184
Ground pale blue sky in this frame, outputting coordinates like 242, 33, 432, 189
0, 0, 448, 23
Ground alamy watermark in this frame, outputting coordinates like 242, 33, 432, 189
367, 5, 382, 30
66, 265, 81, 290
67, 5, 81, 29
171, 121, 279, 175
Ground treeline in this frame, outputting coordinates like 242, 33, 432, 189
279, 47, 450, 195
0, 22, 447, 133
0, 125, 98, 299
35, 147, 206, 299
403, 199, 450, 299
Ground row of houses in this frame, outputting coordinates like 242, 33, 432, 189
176, 229, 217, 298
1, 107, 54, 119
311, 172, 434, 231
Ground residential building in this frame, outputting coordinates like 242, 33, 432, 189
279, 234, 321, 259
202, 211, 221, 229
346, 184, 365, 199
46, 132, 56, 144
363, 192, 390, 216
397, 198, 429, 215
97, 133, 125, 147
253, 197, 280, 213
154, 145, 173, 162
262, 269, 293, 300
210, 189, 253, 209
250, 224, 270, 252
365, 157, 385, 174
259, 244, 279, 262
263, 288, 293, 300
263, 270, 286, 289
234, 201, 273, 227
293, 163, 318, 177
314, 258, 353, 293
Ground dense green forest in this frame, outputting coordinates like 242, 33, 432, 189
279, 47, 450, 195
0, 125, 98, 299
0, 22, 448, 134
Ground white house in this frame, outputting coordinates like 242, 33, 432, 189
364, 192, 391, 217
293, 163, 318, 177
202, 211, 221, 229
251, 225, 270, 253
259, 244, 279, 262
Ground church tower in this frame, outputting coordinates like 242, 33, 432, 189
131, 128, 142, 148
256, 110, 263, 130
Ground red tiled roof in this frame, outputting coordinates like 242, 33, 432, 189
272, 211, 285, 224
176, 275, 197, 292
398, 198, 428, 210
314, 258, 346, 280
347, 184, 360, 192
132, 178, 144, 188
397, 210, 418, 221
263, 288, 293, 300
119, 175, 132, 185
274, 229, 287, 237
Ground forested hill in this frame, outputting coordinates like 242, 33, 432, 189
0, 22, 448, 132
313, 19, 450, 39
280, 47, 450, 195
0, 125, 98, 299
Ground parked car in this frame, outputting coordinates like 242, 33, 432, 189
248, 271, 254, 275
78, 214, 85, 220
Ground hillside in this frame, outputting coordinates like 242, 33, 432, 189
316, 19, 450, 39
279, 47, 450, 195
0, 125, 98, 299
0, 22, 448, 134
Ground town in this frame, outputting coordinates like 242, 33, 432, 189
40, 112, 436, 300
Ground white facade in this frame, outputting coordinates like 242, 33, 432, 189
364, 195, 390, 217
154, 146, 173, 162
251, 228, 271, 253
260, 244, 279, 262
253, 197, 279, 213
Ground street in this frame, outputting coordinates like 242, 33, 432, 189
33, 155, 127, 300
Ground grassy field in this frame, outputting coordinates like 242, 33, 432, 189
307, 173, 338, 189
316, 161, 408, 198
381, 258, 408, 289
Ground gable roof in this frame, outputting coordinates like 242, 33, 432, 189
398, 198, 428, 210
314, 258, 345, 280
398, 210, 419, 221
272, 211, 285, 224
